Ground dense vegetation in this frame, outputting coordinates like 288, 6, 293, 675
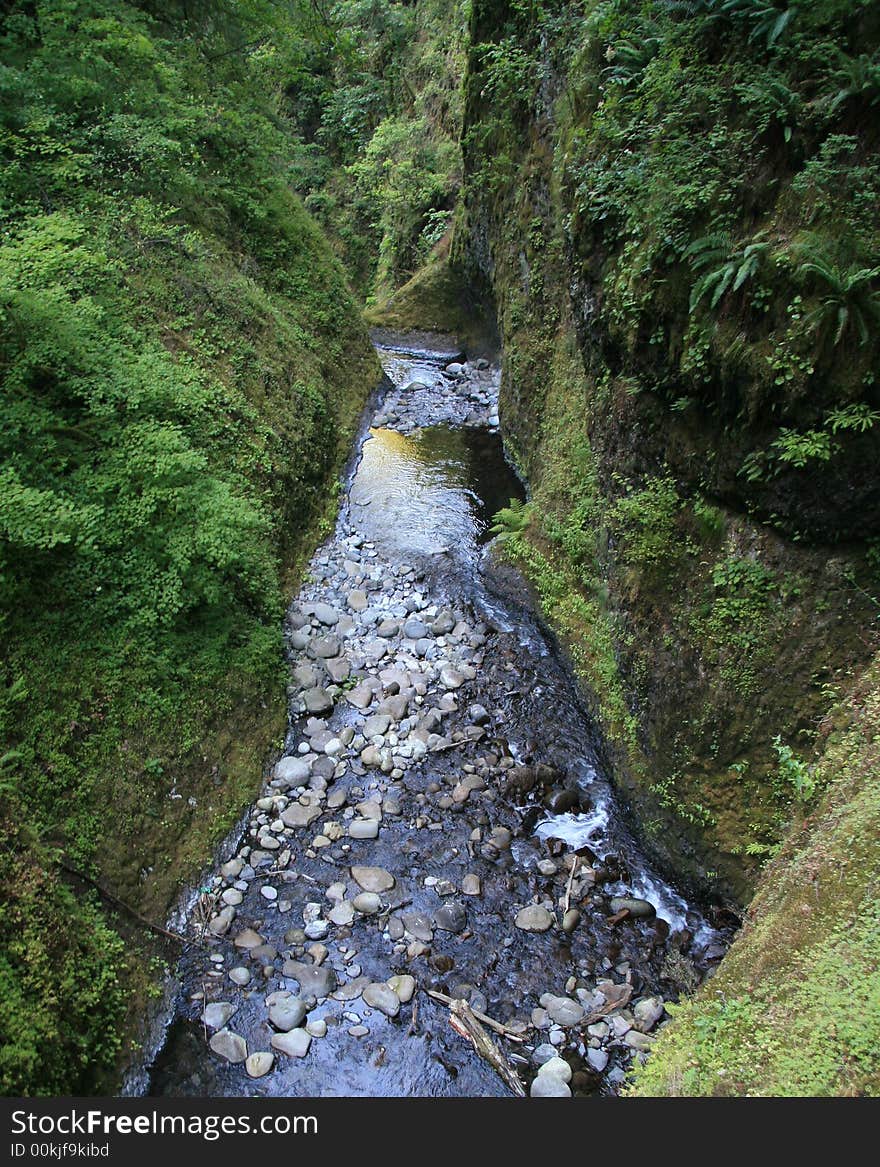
450, 0, 880, 1093
0, 0, 386, 1094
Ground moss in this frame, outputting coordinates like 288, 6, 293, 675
629, 657, 880, 1096
363, 254, 496, 352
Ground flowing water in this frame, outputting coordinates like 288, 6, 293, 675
144, 333, 731, 1098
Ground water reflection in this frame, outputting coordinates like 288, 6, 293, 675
349, 425, 525, 558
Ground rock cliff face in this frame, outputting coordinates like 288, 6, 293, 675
443, 0, 880, 1093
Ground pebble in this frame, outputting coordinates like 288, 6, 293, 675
349, 819, 379, 840
353, 892, 382, 915
609, 896, 656, 918
268, 998, 308, 1031
233, 928, 264, 949
282, 960, 337, 998
201, 1002, 237, 1030
461, 874, 481, 896
271, 1029, 312, 1058
542, 995, 585, 1027
363, 982, 401, 1017
209, 1030, 247, 1063
245, 1052, 274, 1078
351, 865, 395, 893
515, 905, 554, 933
388, 974, 416, 1003
229, 967, 251, 987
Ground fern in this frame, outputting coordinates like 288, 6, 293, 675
793, 235, 880, 349
686, 233, 772, 313
490, 497, 532, 541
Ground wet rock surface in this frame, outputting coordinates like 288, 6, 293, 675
148, 338, 731, 1099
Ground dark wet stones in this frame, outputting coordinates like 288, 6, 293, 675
282, 960, 337, 998
609, 897, 656, 918
433, 901, 467, 933
544, 787, 580, 814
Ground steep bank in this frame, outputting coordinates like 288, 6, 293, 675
0, 2, 380, 1094
441, 0, 880, 1093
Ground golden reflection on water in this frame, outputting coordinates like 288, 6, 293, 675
349, 427, 476, 555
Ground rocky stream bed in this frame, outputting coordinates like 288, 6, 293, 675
145, 333, 732, 1098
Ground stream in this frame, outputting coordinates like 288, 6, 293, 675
145, 332, 731, 1098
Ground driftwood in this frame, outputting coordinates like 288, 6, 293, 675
426, 989, 527, 1042
432, 995, 526, 1097
563, 855, 580, 916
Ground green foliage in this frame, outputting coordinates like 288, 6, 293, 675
490, 497, 532, 541
771, 734, 816, 802
0, 0, 377, 1094
686, 234, 773, 313
608, 476, 682, 572
792, 235, 880, 349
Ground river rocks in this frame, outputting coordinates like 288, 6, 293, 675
609, 896, 656, 918
452, 774, 485, 803
562, 909, 581, 933
268, 997, 308, 1031
351, 865, 395, 893
388, 974, 416, 1003
173, 353, 721, 1100
349, 819, 379, 839
353, 892, 382, 915
209, 1030, 247, 1063
541, 995, 584, 1027
310, 603, 340, 626
201, 1002, 237, 1030
530, 1056, 573, 1098
401, 911, 434, 943
209, 907, 236, 937
633, 996, 665, 1031
363, 982, 401, 1017
434, 901, 467, 933
233, 928, 264, 949
347, 590, 368, 612
282, 960, 337, 998
515, 905, 554, 933
303, 687, 335, 716
328, 900, 356, 926
281, 800, 322, 829
271, 1029, 312, 1059
273, 756, 311, 788
346, 683, 375, 710
245, 1052, 274, 1078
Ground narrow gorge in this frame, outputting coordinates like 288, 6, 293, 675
1, 0, 878, 1101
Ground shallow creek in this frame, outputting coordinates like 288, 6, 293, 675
145, 333, 731, 1098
